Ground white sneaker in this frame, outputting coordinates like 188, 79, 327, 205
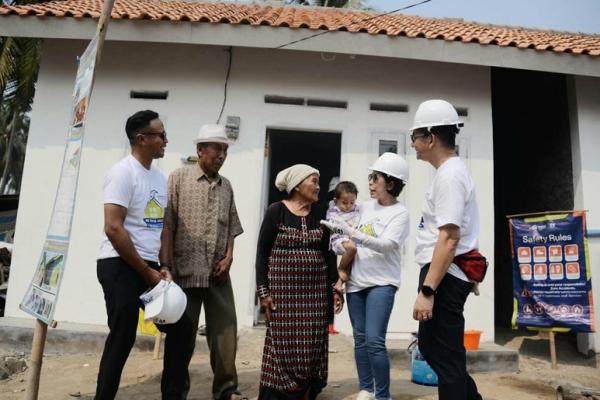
356, 390, 375, 400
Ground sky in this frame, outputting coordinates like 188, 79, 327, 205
367, 0, 600, 34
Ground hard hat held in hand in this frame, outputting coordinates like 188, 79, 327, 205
410, 99, 463, 133
193, 124, 231, 145
369, 152, 409, 183
140, 280, 187, 325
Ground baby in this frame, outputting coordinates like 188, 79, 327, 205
326, 181, 360, 283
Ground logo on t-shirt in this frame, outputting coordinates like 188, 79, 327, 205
143, 190, 164, 229
418, 216, 424, 229
358, 223, 376, 238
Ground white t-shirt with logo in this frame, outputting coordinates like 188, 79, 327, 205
98, 155, 167, 262
415, 156, 480, 281
346, 199, 410, 293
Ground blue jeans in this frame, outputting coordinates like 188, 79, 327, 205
347, 285, 396, 400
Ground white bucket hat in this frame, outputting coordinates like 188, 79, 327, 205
193, 124, 232, 145
140, 280, 187, 325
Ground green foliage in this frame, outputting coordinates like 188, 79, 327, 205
0, 32, 42, 194
0, 103, 28, 193
0, 0, 47, 195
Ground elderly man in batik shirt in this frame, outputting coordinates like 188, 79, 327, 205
161, 124, 245, 400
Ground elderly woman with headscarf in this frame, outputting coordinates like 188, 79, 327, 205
255, 164, 344, 400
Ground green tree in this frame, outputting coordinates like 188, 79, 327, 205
0, 0, 44, 194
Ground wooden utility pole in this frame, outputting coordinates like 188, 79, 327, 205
25, 319, 47, 400
24, 1, 116, 398
548, 331, 558, 369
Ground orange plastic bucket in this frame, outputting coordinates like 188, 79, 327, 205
464, 330, 482, 350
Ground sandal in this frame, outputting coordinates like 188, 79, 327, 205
221, 388, 249, 400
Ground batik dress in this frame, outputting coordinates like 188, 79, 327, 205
256, 202, 338, 400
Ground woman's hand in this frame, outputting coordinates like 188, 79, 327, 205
320, 218, 353, 236
334, 278, 345, 292
333, 290, 344, 314
260, 295, 277, 321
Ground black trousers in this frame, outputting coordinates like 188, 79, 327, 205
95, 257, 194, 400
418, 264, 482, 400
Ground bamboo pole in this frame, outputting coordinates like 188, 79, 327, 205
25, 319, 48, 400
94, 0, 117, 64
24, 2, 117, 398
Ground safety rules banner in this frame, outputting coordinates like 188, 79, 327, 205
19, 33, 99, 324
509, 211, 595, 332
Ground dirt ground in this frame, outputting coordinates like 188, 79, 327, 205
0, 327, 598, 400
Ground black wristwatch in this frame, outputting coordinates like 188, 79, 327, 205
421, 285, 437, 297
159, 262, 172, 271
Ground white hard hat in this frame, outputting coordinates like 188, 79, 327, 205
328, 176, 340, 192
369, 152, 409, 183
410, 99, 463, 133
193, 124, 231, 145
140, 280, 187, 325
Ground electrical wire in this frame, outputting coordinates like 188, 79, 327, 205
276, 0, 432, 49
216, 46, 233, 124
215, 2, 431, 124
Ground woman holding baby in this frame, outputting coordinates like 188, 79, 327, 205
322, 152, 410, 400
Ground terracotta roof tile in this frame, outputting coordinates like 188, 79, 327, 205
1, 0, 600, 57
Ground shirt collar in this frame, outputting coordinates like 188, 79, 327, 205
195, 164, 222, 185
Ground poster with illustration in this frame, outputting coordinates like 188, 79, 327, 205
509, 211, 595, 332
20, 33, 100, 324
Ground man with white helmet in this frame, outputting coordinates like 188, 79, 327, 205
95, 110, 193, 400
161, 124, 245, 400
410, 100, 482, 399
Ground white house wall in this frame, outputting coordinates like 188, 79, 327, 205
6, 39, 495, 341
571, 76, 600, 351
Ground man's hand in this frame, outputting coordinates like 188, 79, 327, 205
213, 255, 233, 284
142, 267, 162, 288
260, 295, 276, 321
159, 268, 173, 282
412, 292, 434, 322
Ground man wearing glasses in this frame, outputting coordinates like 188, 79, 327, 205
410, 100, 482, 400
95, 110, 192, 400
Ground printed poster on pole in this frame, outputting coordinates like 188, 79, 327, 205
19, 33, 100, 324
509, 211, 595, 332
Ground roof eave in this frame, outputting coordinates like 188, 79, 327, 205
1, 15, 599, 78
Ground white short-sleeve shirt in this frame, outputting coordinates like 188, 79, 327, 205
98, 155, 167, 262
414, 157, 480, 281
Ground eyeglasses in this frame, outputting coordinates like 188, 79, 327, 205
410, 132, 430, 143
368, 173, 380, 182
141, 131, 167, 141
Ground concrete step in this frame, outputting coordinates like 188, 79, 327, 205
387, 339, 519, 373
0, 317, 208, 355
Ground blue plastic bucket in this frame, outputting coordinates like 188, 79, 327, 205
409, 335, 438, 386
